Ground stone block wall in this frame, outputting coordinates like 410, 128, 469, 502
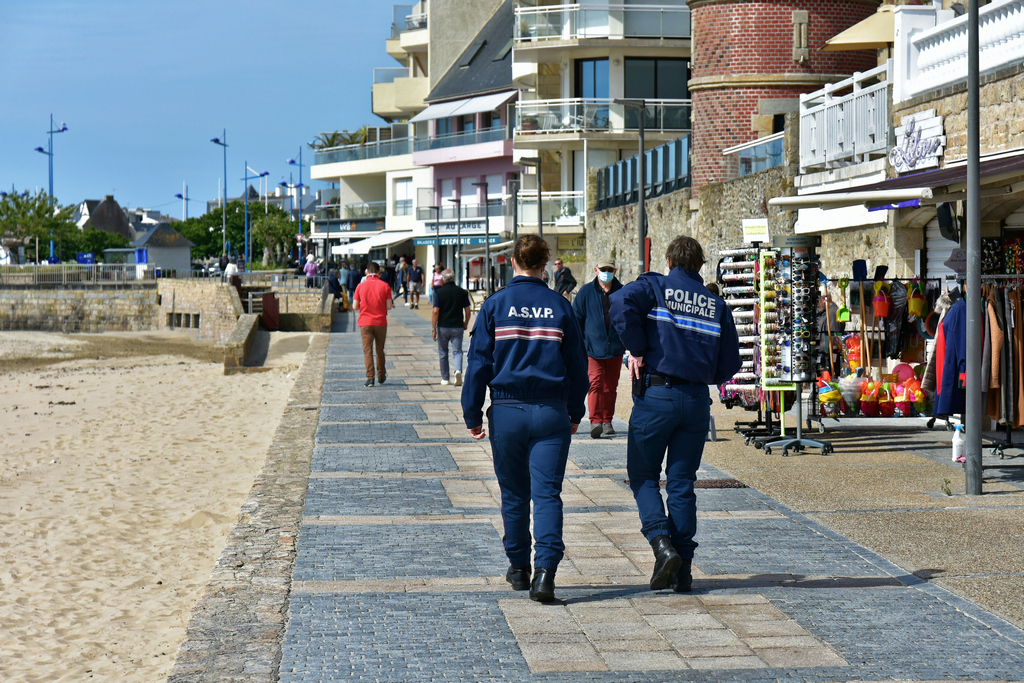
156, 280, 243, 347
0, 288, 159, 332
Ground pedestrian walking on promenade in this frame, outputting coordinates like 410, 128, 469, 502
432, 269, 471, 386
352, 261, 393, 387
609, 236, 741, 592
572, 256, 625, 439
397, 256, 409, 304
462, 235, 588, 603
407, 258, 425, 309
303, 254, 319, 288
554, 258, 577, 298
346, 262, 362, 296
327, 269, 343, 311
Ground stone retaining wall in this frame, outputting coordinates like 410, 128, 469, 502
157, 280, 244, 347
0, 288, 159, 332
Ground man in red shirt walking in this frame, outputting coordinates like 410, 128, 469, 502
352, 261, 394, 386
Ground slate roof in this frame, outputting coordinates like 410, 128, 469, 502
132, 223, 193, 248
82, 195, 131, 240
425, 0, 513, 103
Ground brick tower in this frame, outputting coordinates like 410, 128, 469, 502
688, 0, 881, 189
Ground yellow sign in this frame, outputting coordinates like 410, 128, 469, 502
742, 218, 769, 244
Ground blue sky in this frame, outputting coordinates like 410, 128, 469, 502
0, 0, 394, 216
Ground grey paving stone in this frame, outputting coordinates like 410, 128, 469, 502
294, 524, 506, 581
320, 391, 401, 405
696, 489, 776, 513
568, 443, 628, 470
323, 378, 409, 391
312, 445, 457, 473
316, 422, 460, 444
305, 478, 467, 516
319, 404, 427, 423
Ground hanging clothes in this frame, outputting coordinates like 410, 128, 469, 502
935, 299, 967, 417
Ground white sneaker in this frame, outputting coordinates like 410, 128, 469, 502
405, 302, 411, 307
441, 379, 450, 385
454, 370, 463, 386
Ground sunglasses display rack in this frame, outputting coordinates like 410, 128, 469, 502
757, 237, 833, 456
718, 247, 761, 412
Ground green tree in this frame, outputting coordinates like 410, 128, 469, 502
0, 189, 78, 263
176, 201, 294, 262
253, 211, 298, 266
79, 228, 130, 259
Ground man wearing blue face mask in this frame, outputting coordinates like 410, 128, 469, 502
573, 257, 626, 438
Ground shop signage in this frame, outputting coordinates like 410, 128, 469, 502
413, 236, 503, 246
890, 110, 945, 175
742, 218, 769, 244
557, 236, 586, 250
421, 220, 487, 235
772, 235, 821, 248
944, 248, 966, 276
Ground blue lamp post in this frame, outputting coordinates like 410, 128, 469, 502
174, 183, 197, 220
241, 164, 269, 267
33, 114, 68, 259
279, 176, 305, 261
287, 149, 305, 259
210, 130, 228, 254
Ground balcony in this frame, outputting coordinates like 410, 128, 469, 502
374, 67, 408, 84
373, 70, 429, 118
723, 133, 785, 179
406, 12, 427, 31
515, 3, 690, 43
516, 99, 691, 135
391, 5, 414, 38
314, 138, 414, 166
416, 201, 508, 221
595, 135, 690, 210
414, 127, 508, 152
517, 191, 586, 228
799, 60, 891, 172
901, 0, 1024, 102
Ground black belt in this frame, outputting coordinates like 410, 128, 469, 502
647, 373, 692, 387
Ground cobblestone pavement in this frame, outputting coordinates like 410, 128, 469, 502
173, 306, 1024, 682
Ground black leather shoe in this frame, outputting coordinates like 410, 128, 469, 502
669, 558, 693, 593
529, 567, 555, 602
506, 565, 531, 591
364, 378, 374, 387
379, 375, 387, 385
649, 535, 682, 590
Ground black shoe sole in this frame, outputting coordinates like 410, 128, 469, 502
650, 555, 683, 591
506, 577, 530, 591
590, 425, 603, 439
529, 589, 554, 602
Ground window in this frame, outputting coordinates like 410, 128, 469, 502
624, 58, 689, 128
460, 115, 475, 133
394, 178, 412, 216
436, 118, 453, 136
574, 58, 609, 100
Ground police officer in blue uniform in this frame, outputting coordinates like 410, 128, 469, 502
610, 236, 741, 592
462, 235, 588, 602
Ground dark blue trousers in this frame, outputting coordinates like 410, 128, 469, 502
626, 383, 710, 559
489, 401, 572, 571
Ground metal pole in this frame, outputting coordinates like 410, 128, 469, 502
298, 148, 304, 261
965, 0, 982, 495
434, 206, 441, 274
537, 162, 543, 240
244, 160, 250, 268
48, 114, 54, 199
511, 179, 519, 244
474, 181, 491, 296
222, 129, 227, 256
638, 102, 647, 273
455, 198, 462, 286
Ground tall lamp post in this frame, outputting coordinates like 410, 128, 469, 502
174, 183, 196, 220
472, 180, 491, 295
518, 157, 542, 239
210, 130, 228, 254
279, 177, 305, 262
446, 196, 462, 286
242, 164, 270, 268
428, 204, 441, 270
614, 98, 647, 275
33, 114, 68, 259
288, 149, 305, 259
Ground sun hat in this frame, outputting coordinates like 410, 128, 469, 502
597, 257, 616, 269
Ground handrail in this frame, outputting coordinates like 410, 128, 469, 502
515, 3, 691, 42
516, 98, 691, 133
314, 137, 414, 165
414, 127, 508, 151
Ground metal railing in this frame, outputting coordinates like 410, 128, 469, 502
316, 201, 387, 221
904, 0, 1024, 101
517, 191, 585, 227
515, 3, 691, 42
595, 134, 691, 210
415, 200, 508, 221
516, 99, 691, 134
413, 127, 508, 152
0, 264, 214, 286
374, 67, 408, 85
406, 11, 427, 31
723, 133, 785, 178
314, 137, 414, 165
799, 60, 891, 172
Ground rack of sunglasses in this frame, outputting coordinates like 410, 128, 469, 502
718, 247, 761, 413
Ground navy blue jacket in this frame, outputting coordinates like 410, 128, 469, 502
609, 268, 741, 385
462, 276, 588, 428
572, 277, 625, 360
346, 268, 361, 292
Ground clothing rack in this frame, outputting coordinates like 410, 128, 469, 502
980, 273, 1024, 461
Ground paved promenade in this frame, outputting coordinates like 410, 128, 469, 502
173, 305, 1024, 682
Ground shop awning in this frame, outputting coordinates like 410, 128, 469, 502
459, 239, 514, 256
409, 90, 518, 123
771, 150, 1024, 210
821, 6, 894, 52
334, 230, 413, 256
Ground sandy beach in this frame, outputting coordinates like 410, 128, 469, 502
0, 331, 309, 682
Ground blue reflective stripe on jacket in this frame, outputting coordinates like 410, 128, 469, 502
609, 268, 741, 385
462, 276, 588, 428
572, 277, 625, 360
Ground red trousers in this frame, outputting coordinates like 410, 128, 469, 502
587, 356, 620, 424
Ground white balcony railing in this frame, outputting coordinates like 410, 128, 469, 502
799, 60, 891, 172
904, 0, 1024, 101
515, 3, 690, 42
517, 191, 586, 227
406, 12, 427, 31
516, 99, 691, 135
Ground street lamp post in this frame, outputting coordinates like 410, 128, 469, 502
174, 183, 194, 220
428, 205, 441, 270
288, 149, 305, 259
446, 197, 462, 286
242, 164, 270, 268
33, 114, 68, 259
472, 181, 491, 295
518, 157, 542, 239
279, 177, 305, 262
614, 99, 647, 274
210, 130, 228, 255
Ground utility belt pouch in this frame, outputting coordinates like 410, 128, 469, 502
632, 364, 648, 398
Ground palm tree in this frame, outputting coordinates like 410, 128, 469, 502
309, 127, 368, 150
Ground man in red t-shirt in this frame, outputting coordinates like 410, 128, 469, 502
352, 261, 394, 386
